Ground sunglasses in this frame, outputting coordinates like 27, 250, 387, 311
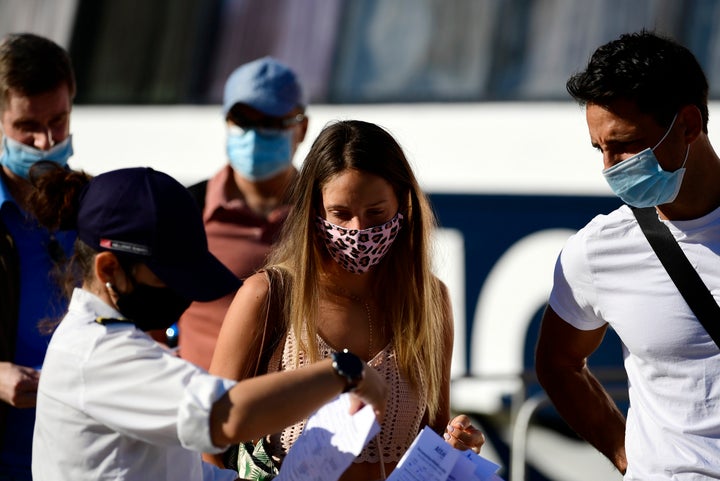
228, 112, 305, 131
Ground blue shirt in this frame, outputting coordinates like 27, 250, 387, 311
0, 175, 75, 478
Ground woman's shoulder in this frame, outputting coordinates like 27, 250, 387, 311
238, 271, 269, 293
228, 271, 272, 310
244, 270, 272, 288
238, 268, 291, 301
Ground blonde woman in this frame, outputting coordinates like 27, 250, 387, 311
209, 120, 483, 480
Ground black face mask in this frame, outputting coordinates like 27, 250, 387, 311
111, 280, 191, 332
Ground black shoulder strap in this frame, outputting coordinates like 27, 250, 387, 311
187, 179, 208, 211
632, 206, 720, 347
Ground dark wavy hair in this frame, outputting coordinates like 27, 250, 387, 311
566, 30, 709, 132
27, 163, 92, 330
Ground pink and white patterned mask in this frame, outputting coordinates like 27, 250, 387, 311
316, 212, 404, 274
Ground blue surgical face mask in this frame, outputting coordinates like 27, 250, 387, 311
0, 134, 74, 179
226, 126, 293, 181
602, 114, 688, 208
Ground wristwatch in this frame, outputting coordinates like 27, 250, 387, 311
331, 349, 364, 393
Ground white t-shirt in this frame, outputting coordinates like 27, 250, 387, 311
32, 288, 238, 481
550, 204, 720, 480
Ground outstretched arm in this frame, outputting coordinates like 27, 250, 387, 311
210, 356, 388, 447
535, 306, 627, 474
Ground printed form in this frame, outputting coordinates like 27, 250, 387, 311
386, 426, 503, 481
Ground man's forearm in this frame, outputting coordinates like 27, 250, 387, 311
538, 365, 627, 473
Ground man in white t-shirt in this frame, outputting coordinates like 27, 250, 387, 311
535, 30, 720, 480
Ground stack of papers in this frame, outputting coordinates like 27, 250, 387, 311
387, 426, 503, 481
275, 394, 504, 481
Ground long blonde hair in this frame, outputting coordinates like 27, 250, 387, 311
266, 120, 446, 423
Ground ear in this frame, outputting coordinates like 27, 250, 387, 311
679, 104, 703, 144
296, 115, 309, 143
95, 252, 127, 289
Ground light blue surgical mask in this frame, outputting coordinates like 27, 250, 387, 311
226, 126, 293, 181
0, 134, 74, 179
602, 114, 688, 208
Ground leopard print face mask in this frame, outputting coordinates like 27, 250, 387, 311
316, 212, 404, 274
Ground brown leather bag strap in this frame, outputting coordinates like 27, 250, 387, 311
253, 271, 272, 377
253, 267, 286, 376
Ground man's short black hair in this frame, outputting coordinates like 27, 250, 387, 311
567, 30, 709, 133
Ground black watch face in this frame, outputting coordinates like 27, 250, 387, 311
336, 350, 363, 379
333, 350, 363, 382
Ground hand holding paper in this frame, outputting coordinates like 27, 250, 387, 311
274, 395, 503, 481
444, 414, 485, 453
275, 393, 380, 481
387, 426, 503, 481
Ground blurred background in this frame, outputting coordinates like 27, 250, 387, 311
4, 1, 720, 480
7, 0, 720, 104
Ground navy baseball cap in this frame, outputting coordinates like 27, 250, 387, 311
223, 56, 303, 117
77, 167, 241, 302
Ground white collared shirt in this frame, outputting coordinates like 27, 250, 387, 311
32, 288, 238, 481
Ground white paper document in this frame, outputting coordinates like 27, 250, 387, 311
275, 394, 502, 481
275, 393, 380, 481
387, 426, 504, 481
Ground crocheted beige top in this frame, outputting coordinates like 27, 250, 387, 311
266, 327, 427, 464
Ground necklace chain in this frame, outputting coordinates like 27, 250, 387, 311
336, 287, 373, 359
334, 288, 384, 478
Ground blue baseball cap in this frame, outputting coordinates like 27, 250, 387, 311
77, 167, 242, 302
223, 56, 303, 117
